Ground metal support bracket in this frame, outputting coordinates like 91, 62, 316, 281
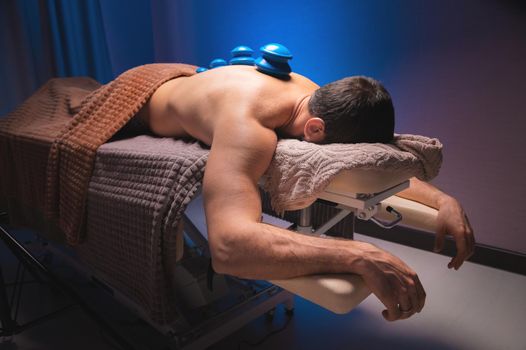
0, 224, 135, 348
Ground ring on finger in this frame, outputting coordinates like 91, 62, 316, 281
398, 305, 413, 314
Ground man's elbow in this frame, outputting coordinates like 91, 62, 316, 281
209, 244, 231, 275
208, 226, 245, 276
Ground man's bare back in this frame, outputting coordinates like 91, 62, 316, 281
138, 65, 319, 145
135, 65, 474, 322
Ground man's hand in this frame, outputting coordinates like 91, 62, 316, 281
435, 195, 475, 270
356, 241, 426, 321
397, 178, 476, 270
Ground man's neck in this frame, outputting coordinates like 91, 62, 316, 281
277, 94, 311, 139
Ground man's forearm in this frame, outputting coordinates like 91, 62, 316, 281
397, 177, 451, 209
210, 221, 371, 280
210, 219, 428, 322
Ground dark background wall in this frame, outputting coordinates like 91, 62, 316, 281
2, 0, 525, 253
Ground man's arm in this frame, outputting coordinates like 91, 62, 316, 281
397, 178, 475, 269
203, 115, 425, 321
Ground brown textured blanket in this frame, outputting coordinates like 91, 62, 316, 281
76, 135, 208, 325
44, 64, 196, 244
0, 77, 100, 238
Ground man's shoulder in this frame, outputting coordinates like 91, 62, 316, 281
290, 72, 319, 89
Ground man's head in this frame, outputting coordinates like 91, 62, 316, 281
304, 76, 395, 144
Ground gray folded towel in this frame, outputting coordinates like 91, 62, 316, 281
264, 134, 443, 213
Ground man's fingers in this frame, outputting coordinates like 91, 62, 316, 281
404, 278, 420, 317
434, 226, 446, 252
398, 294, 413, 320
379, 286, 404, 322
467, 230, 476, 258
414, 275, 426, 312
452, 234, 468, 269
382, 276, 423, 321
449, 256, 462, 270
382, 304, 401, 322
450, 213, 476, 270
466, 216, 476, 258
449, 253, 464, 270
406, 274, 426, 314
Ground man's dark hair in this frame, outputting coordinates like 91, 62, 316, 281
308, 76, 395, 144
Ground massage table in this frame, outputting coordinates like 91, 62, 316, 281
0, 74, 442, 348
0, 137, 440, 350
0, 171, 438, 349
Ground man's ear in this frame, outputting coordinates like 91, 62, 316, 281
303, 118, 326, 143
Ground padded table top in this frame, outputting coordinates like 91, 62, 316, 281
323, 168, 413, 195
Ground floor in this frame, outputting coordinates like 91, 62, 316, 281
1, 226, 525, 350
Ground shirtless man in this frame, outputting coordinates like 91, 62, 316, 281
137, 65, 475, 322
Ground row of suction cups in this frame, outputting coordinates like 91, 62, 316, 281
196, 43, 293, 79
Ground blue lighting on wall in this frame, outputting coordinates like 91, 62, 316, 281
153, 0, 410, 86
